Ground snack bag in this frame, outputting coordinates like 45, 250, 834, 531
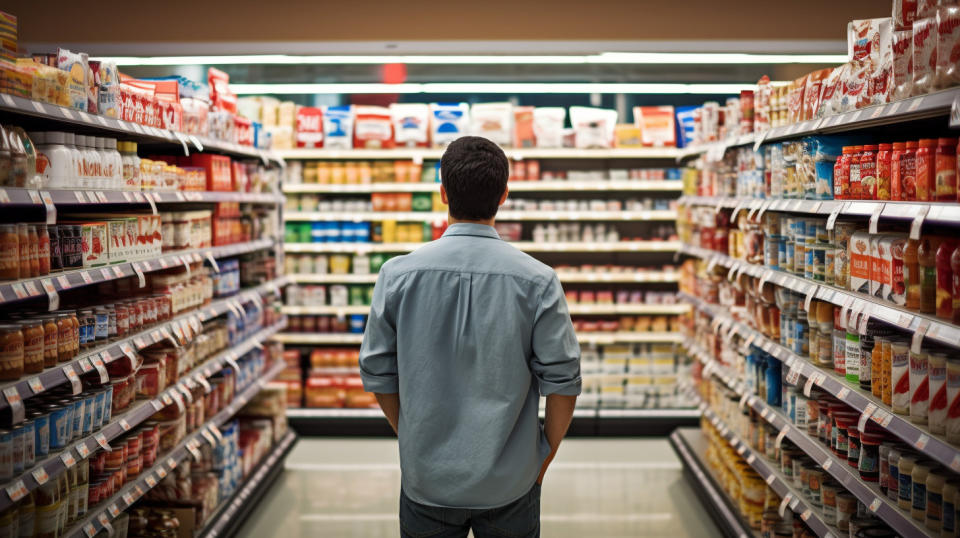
389, 103, 429, 148
353, 105, 394, 149
871, 28, 894, 104
512, 106, 535, 148
56, 48, 88, 111
633, 106, 676, 147
86, 58, 99, 115
912, 17, 938, 95
918, 0, 937, 19
614, 124, 643, 148
569, 106, 617, 149
754, 76, 772, 132
429, 103, 469, 148
893, 0, 918, 30
532, 107, 565, 148
935, 5, 960, 89
786, 75, 807, 123
840, 61, 869, 112
323, 105, 354, 149
295, 106, 323, 148
98, 61, 120, 118
816, 66, 844, 117
675, 106, 698, 147
207, 67, 237, 113
469, 102, 512, 146
803, 69, 830, 121
892, 29, 914, 100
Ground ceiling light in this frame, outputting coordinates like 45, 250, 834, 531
228, 82, 764, 95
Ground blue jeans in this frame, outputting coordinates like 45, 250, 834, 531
399, 483, 541, 538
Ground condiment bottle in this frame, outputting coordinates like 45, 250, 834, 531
860, 144, 878, 200
27, 224, 38, 278
0, 224, 17, 280
105, 138, 122, 189
120, 142, 141, 191
902, 141, 919, 200
899, 453, 917, 510
913, 461, 934, 521
849, 145, 864, 199
952, 244, 960, 325
937, 240, 959, 320
911, 349, 930, 425
916, 138, 937, 202
929, 351, 948, 435
936, 137, 958, 201
920, 237, 946, 315
927, 469, 946, 532
943, 480, 959, 536
876, 143, 893, 200
905, 237, 922, 310
64, 133, 83, 190
36, 224, 49, 276
836, 146, 853, 199
17, 223, 28, 280
891, 142, 906, 200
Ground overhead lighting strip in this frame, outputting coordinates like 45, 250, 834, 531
226, 82, 764, 95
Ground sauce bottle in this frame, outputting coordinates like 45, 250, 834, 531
902, 141, 919, 200
905, 238, 922, 310
936, 137, 958, 202
937, 240, 959, 320
919, 236, 945, 315
849, 145, 864, 199
836, 146, 854, 199
860, 144, 878, 200
916, 138, 937, 202
953, 244, 960, 325
876, 143, 893, 200
891, 142, 906, 200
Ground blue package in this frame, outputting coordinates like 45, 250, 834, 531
323, 106, 354, 149
674, 106, 699, 148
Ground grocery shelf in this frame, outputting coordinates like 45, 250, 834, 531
287, 407, 698, 420
283, 180, 682, 194
681, 291, 960, 475
65, 358, 287, 538
287, 271, 678, 284
283, 240, 682, 254
0, 238, 277, 307
678, 244, 960, 352
281, 305, 370, 316
0, 277, 286, 414
273, 331, 683, 346
676, 87, 960, 159
567, 303, 689, 315
275, 148, 680, 160
0, 188, 283, 208
283, 210, 678, 222
197, 430, 298, 538
679, 195, 960, 226
668, 428, 758, 538
0, 320, 286, 513
0, 93, 282, 164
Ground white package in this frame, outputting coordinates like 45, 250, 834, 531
429, 103, 470, 148
569, 106, 618, 149
532, 107, 566, 148
389, 103, 429, 147
470, 102, 512, 146
323, 105, 354, 150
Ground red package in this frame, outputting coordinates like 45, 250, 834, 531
802, 69, 830, 121
234, 115, 253, 146
787, 75, 807, 124
918, 0, 937, 19
353, 106, 394, 149
841, 61, 870, 111
817, 66, 844, 117
894, 0, 918, 30
296, 106, 324, 148
513, 106, 535, 148
208, 67, 237, 113
913, 17, 938, 95
892, 30, 914, 99
936, 5, 960, 90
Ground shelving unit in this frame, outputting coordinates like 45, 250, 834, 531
276, 147, 680, 160
284, 240, 682, 254
0, 188, 283, 207
287, 271, 678, 284
274, 331, 684, 345
284, 180, 682, 194
284, 209, 678, 222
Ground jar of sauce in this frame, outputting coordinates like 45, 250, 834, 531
0, 324, 24, 381
836, 146, 854, 199
913, 461, 934, 521
936, 137, 958, 202
919, 237, 945, 315
899, 453, 918, 510
40, 315, 57, 368
27, 224, 38, 278
849, 145, 864, 199
903, 141, 919, 200
36, 224, 49, 276
16, 320, 43, 374
0, 224, 17, 280
17, 223, 28, 279
916, 138, 937, 201
876, 142, 893, 200
860, 144, 878, 200
937, 240, 959, 320
905, 238, 922, 310
891, 142, 906, 200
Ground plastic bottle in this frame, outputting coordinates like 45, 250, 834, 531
936, 137, 958, 202
860, 144, 878, 200
905, 237, 922, 310
920, 237, 945, 315
928, 470, 946, 532
891, 142, 906, 200
32, 132, 73, 189
899, 453, 917, 510
911, 349, 930, 425
917, 138, 937, 202
849, 145, 864, 199
913, 461, 934, 521
929, 351, 948, 435
120, 142, 141, 191
952, 244, 960, 325
888, 445, 903, 501
75, 136, 92, 189
93, 137, 107, 189
876, 143, 893, 200
937, 240, 959, 320
944, 481, 959, 536
63, 133, 83, 189
836, 146, 853, 199
903, 141, 919, 200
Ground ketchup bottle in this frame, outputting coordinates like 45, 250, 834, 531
890, 142, 906, 201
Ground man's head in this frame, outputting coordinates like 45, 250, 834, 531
440, 136, 509, 222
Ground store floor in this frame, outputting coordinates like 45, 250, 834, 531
237, 436, 719, 537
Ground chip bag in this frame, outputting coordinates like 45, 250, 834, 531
354, 105, 394, 149
532, 107, 565, 148
470, 102, 512, 146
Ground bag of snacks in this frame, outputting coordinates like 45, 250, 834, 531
803, 69, 830, 121
871, 28, 894, 104
429, 103, 469, 148
98, 61, 120, 118
841, 61, 869, 112
936, 5, 960, 89
390, 103, 429, 148
56, 48, 88, 111
787, 75, 807, 122
894, 0, 918, 29
918, 0, 937, 19
207, 67, 237, 113
295, 106, 324, 148
633, 106, 676, 147
532, 107, 565, 148
892, 29, 914, 100
569, 106, 617, 149
912, 17, 938, 95
816, 66, 844, 117
512, 106, 535, 148
353, 105, 394, 149
470, 102, 512, 146
323, 105, 354, 150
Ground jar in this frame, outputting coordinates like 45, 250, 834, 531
36, 224, 50, 276
16, 320, 43, 374
891, 142, 906, 200
859, 430, 884, 482
888, 445, 902, 502
899, 454, 917, 510
78, 309, 94, 351
916, 138, 937, 202
0, 324, 24, 381
876, 143, 893, 200
929, 352, 948, 435
928, 471, 946, 532
944, 481, 959, 537
836, 492, 857, 530
17, 223, 28, 279
48, 225, 61, 273
54, 313, 71, 362
902, 141, 920, 200
27, 224, 38, 278
860, 144, 878, 200
912, 461, 934, 521
0, 224, 17, 280
936, 137, 958, 201
904, 237, 921, 311
850, 146, 864, 199
919, 236, 944, 315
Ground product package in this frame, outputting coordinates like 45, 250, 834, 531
207, 67, 237, 113
390, 103, 429, 148
470, 102, 512, 146
569, 107, 617, 149
429, 103, 469, 148
917, 0, 937, 19
633, 106, 676, 147
98, 61, 120, 118
56, 48, 88, 111
817, 66, 845, 117
841, 61, 869, 112
803, 69, 831, 120
912, 17, 939, 95
892, 30, 914, 100
532, 107, 566, 148
614, 125, 644, 148
871, 27, 894, 104
323, 106, 354, 150
295, 107, 323, 148
353, 106, 394, 149
893, 0, 918, 30
936, 5, 960, 89
787, 75, 807, 122
674, 106, 699, 147
512, 106, 535, 148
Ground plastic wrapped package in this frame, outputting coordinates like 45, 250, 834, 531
936, 5, 960, 89
295, 106, 323, 148
633, 106, 676, 147
470, 102, 512, 146
803, 69, 830, 121
390, 103, 429, 148
532, 107, 565, 148
917, 0, 937, 19
97, 61, 120, 118
429, 103, 469, 148
787, 75, 807, 123
569, 107, 617, 149
323, 105, 354, 150
512, 106, 535, 148
353, 105, 394, 149
841, 61, 869, 112
892, 29, 914, 100
56, 48, 87, 112
913, 17, 938, 95
871, 26, 894, 104
816, 66, 843, 117
893, 0, 918, 30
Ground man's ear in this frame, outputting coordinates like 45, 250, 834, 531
499, 186, 509, 207
440, 184, 448, 205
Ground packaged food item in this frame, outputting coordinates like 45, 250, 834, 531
207, 67, 237, 113
97, 61, 120, 118
390, 103, 429, 148
469, 102, 512, 146
936, 5, 960, 89
918, 0, 937, 19
569, 106, 617, 149
429, 103, 469, 148
841, 62, 869, 112
817, 66, 845, 118
803, 69, 830, 121
633, 106, 676, 147
913, 17, 939, 95
511, 106, 535, 148
787, 75, 807, 122
871, 29, 895, 104
56, 48, 88, 111
849, 231, 872, 294
916, 138, 937, 201
892, 30, 914, 100
295, 107, 323, 148
353, 106, 394, 149
876, 142, 893, 200
323, 106, 354, 150
613, 125, 643, 148
532, 107, 565, 148
894, 0, 918, 30
880, 234, 908, 305
936, 137, 958, 201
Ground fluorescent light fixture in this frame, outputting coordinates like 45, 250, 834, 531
228, 82, 761, 95
95, 52, 846, 66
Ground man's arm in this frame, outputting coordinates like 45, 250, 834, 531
537, 393, 577, 484
376, 393, 400, 435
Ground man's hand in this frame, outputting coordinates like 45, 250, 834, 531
537, 394, 577, 484
375, 393, 401, 435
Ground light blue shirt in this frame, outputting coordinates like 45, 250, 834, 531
359, 222, 582, 509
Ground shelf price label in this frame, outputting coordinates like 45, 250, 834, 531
912, 320, 931, 353
3, 386, 24, 423
778, 493, 793, 517
63, 365, 82, 395
775, 424, 790, 450
869, 204, 884, 234
76, 442, 91, 458
911, 205, 930, 240
859, 403, 879, 434
94, 432, 111, 451
40, 278, 60, 311
145, 474, 158, 488
84, 523, 97, 538
31, 467, 49, 485
5, 480, 27, 502
91, 354, 109, 383
60, 451, 76, 468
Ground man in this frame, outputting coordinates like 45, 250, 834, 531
359, 135, 581, 538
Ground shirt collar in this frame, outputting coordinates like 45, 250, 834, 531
441, 223, 502, 240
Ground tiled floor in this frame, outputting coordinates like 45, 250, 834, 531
237, 437, 719, 537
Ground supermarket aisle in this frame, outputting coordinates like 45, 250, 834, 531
238, 437, 719, 537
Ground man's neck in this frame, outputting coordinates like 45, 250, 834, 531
448, 216, 496, 227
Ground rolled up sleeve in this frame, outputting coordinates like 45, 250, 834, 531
359, 269, 399, 394
531, 274, 582, 396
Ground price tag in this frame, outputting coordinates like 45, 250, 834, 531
766, 473, 777, 485
785, 368, 802, 386
156, 466, 167, 479
31, 101, 45, 114
951, 454, 960, 473
75, 442, 91, 458
108, 503, 121, 517
5, 480, 27, 502
869, 204, 884, 234
859, 403, 879, 433
804, 285, 818, 312
170, 391, 185, 413
837, 387, 850, 401
80, 271, 93, 284
736, 444, 746, 456
10, 283, 27, 299
91, 354, 109, 383
145, 474, 158, 488
908, 96, 925, 113
121, 491, 136, 507
85, 191, 98, 204
38, 191, 56, 224
225, 355, 241, 373
0, 94, 13, 107
119, 418, 132, 431
848, 110, 863, 122
60, 451, 76, 468
57, 275, 70, 289
209, 426, 223, 443
800, 509, 812, 522
31, 466, 49, 485
150, 399, 163, 411
3, 386, 24, 423
37, 278, 60, 311
706, 256, 719, 272
869, 497, 883, 512
95, 191, 108, 204
84, 523, 98, 538
187, 440, 202, 461
94, 432, 111, 451
146, 193, 158, 215
823, 458, 833, 471
803, 374, 818, 397
177, 385, 194, 404
201, 429, 217, 447
195, 375, 212, 393
915, 434, 930, 450
134, 484, 144, 498
910, 205, 930, 240
858, 307, 872, 335
778, 493, 793, 517
730, 202, 745, 221
26, 375, 44, 395
167, 457, 177, 470
912, 320, 930, 354
180, 256, 192, 277
23, 281, 40, 296
132, 263, 146, 288
775, 424, 790, 449
756, 200, 773, 220
74, 190, 87, 204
